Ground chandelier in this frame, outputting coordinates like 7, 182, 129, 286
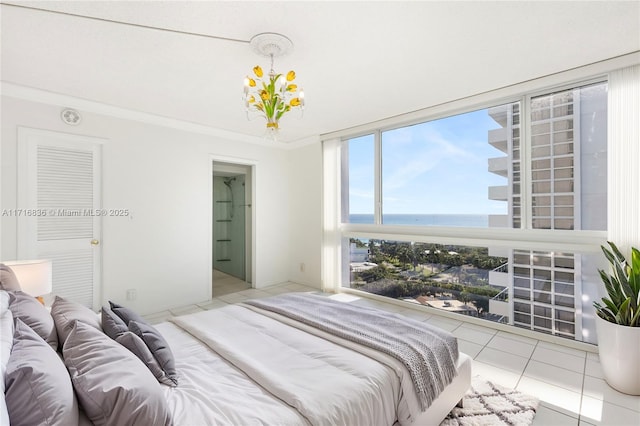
243, 33, 304, 135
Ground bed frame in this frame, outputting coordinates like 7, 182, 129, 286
412, 352, 471, 424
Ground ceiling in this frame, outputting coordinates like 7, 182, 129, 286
2, 1, 639, 144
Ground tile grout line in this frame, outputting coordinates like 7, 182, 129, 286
577, 354, 587, 425
515, 338, 539, 390
515, 340, 584, 423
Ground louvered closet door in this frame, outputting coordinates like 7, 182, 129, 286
18, 128, 103, 309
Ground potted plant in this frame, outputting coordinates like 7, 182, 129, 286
593, 241, 640, 395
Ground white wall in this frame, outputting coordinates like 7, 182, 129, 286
286, 142, 323, 286
1, 95, 314, 314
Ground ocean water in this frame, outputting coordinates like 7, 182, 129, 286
349, 214, 489, 227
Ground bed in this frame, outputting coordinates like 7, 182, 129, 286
1, 283, 471, 426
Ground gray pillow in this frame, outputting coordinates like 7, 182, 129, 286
9, 291, 58, 350
1, 310, 12, 426
63, 321, 172, 426
109, 300, 146, 325
5, 319, 79, 426
129, 320, 178, 386
1, 310, 14, 392
116, 331, 177, 387
101, 306, 128, 340
51, 295, 101, 347
0, 264, 20, 291
102, 306, 175, 385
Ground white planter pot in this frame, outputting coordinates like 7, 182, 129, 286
595, 315, 640, 395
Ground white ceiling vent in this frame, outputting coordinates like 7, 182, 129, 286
60, 108, 82, 126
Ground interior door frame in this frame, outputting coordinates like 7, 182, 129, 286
210, 155, 256, 292
17, 126, 105, 309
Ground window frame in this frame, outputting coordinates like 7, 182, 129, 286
339, 77, 608, 255
330, 76, 610, 345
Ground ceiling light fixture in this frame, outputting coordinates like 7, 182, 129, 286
243, 33, 304, 137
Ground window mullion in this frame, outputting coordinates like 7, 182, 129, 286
374, 129, 382, 225
573, 89, 583, 231
521, 95, 532, 229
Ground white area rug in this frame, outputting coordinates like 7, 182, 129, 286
441, 376, 540, 426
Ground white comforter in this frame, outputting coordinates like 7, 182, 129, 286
162, 304, 411, 426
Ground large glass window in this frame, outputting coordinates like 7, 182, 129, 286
348, 239, 508, 321
380, 106, 516, 227
342, 103, 521, 227
343, 134, 375, 224
529, 82, 608, 230
346, 239, 602, 342
342, 82, 607, 230
339, 80, 608, 344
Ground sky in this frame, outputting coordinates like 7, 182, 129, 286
348, 106, 512, 215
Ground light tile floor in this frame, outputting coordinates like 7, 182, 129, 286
144, 285, 640, 426
212, 269, 251, 296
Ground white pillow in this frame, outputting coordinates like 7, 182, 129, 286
0, 393, 9, 426
0, 290, 9, 314
0, 308, 14, 426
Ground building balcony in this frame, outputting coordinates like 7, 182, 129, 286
489, 299, 510, 318
488, 214, 509, 228
488, 104, 509, 126
488, 128, 508, 153
488, 156, 508, 177
488, 185, 508, 201
489, 270, 509, 287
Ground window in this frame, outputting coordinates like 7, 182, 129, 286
347, 239, 508, 321
380, 107, 517, 227
529, 83, 608, 231
339, 80, 608, 343
342, 103, 519, 227
343, 134, 375, 224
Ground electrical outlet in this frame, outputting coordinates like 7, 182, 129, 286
126, 289, 137, 301
300, 262, 305, 272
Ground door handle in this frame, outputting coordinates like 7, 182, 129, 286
90, 239, 100, 246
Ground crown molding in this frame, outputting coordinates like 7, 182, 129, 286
0, 81, 319, 149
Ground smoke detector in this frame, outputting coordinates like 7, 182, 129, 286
61, 108, 82, 126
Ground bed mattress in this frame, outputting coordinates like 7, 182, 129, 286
158, 303, 471, 425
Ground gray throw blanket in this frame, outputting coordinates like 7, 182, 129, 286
244, 293, 459, 410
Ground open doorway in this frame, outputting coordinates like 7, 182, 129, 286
212, 161, 253, 296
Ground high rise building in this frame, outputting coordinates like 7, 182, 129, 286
487, 84, 607, 342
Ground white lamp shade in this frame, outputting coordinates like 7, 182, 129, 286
4, 259, 53, 297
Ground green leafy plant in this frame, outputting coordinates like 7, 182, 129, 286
594, 241, 640, 326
